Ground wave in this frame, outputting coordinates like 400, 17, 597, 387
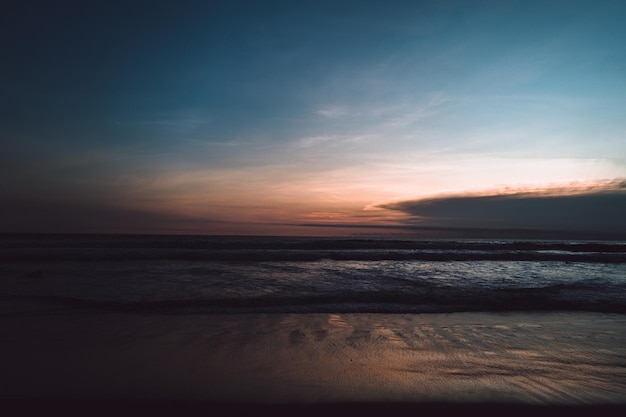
3, 235, 624, 317
7, 281, 626, 315
2, 248, 626, 263
2, 234, 626, 250
2, 235, 625, 263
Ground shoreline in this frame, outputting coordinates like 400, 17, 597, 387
1, 311, 625, 407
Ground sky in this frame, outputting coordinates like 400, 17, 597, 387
2, 0, 625, 238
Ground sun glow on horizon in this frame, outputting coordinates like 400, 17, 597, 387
2, 1, 625, 236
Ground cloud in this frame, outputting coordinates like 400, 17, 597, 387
316, 106, 348, 118
279, 179, 626, 239
377, 179, 626, 237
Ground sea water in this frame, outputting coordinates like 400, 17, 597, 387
1, 234, 625, 316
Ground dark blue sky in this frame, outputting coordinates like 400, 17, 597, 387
2, 0, 625, 236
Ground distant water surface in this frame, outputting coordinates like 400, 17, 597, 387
1, 234, 625, 315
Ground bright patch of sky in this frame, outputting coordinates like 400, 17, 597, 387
1, 0, 625, 234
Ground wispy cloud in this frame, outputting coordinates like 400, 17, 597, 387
314, 92, 452, 128
315, 106, 348, 118
383, 93, 452, 129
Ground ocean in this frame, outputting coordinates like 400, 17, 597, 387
2, 234, 625, 316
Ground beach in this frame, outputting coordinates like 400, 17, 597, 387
2, 235, 626, 415
2, 311, 625, 413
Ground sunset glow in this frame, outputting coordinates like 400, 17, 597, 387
2, 1, 625, 237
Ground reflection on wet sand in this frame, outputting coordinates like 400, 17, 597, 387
1, 312, 625, 406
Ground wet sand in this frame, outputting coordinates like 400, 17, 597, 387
1, 312, 625, 413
